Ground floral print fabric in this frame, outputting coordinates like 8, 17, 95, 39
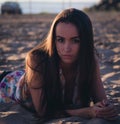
0, 70, 35, 111
0, 70, 24, 103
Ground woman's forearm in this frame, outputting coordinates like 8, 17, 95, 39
66, 107, 96, 118
29, 88, 46, 117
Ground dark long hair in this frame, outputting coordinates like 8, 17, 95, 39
26, 8, 96, 115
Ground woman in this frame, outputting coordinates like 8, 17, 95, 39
0, 8, 118, 123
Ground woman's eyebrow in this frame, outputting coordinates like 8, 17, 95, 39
56, 36, 61, 37
56, 36, 63, 38
56, 35, 63, 37
70, 36, 80, 40
56, 36, 79, 39
71, 36, 80, 39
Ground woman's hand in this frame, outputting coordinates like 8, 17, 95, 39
66, 100, 118, 119
93, 100, 118, 120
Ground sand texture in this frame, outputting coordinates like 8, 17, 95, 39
0, 12, 120, 123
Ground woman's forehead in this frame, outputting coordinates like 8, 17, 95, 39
55, 22, 79, 37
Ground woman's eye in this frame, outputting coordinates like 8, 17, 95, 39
72, 38, 80, 43
56, 38, 64, 43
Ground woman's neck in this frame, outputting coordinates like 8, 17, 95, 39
60, 61, 77, 73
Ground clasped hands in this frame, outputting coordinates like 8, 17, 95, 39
90, 100, 118, 120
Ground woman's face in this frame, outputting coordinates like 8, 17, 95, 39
55, 22, 80, 65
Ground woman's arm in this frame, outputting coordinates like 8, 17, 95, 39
65, 58, 118, 120
66, 106, 97, 118
65, 102, 118, 120
25, 52, 47, 117
26, 70, 47, 117
29, 87, 46, 117
91, 57, 107, 103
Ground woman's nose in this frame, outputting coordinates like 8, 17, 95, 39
64, 42, 71, 52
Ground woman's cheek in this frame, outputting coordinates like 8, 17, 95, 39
56, 44, 63, 54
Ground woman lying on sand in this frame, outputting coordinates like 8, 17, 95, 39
0, 8, 119, 123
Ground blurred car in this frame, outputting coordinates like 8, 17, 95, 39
1, 2, 22, 15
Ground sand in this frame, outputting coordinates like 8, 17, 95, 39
0, 12, 120, 123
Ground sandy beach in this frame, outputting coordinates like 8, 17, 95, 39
0, 12, 120, 123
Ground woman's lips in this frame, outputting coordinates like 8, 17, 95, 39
62, 55, 73, 59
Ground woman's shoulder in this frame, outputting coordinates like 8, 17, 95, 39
27, 49, 48, 62
26, 49, 49, 68
30, 49, 48, 58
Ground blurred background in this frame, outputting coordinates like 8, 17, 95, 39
0, 0, 100, 14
